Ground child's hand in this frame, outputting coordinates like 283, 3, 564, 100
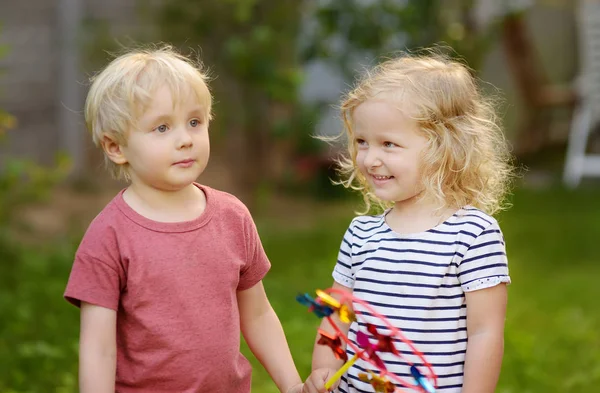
286, 382, 304, 393
302, 368, 340, 393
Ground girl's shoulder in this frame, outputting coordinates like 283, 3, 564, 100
344, 212, 388, 243
454, 206, 499, 230
350, 212, 386, 226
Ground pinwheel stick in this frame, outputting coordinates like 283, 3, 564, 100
324, 353, 360, 390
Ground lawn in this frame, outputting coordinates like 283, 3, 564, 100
0, 185, 599, 392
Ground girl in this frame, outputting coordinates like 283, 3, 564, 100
304, 52, 513, 393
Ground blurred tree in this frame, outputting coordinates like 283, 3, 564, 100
304, 0, 578, 155
0, 32, 14, 139
0, 31, 71, 237
150, 0, 306, 204
500, 6, 576, 155
302, 0, 500, 77
84, 0, 506, 204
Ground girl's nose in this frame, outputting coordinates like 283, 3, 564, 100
363, 148, 381, 168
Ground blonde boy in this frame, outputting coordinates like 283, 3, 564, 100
64, 46, 304, 393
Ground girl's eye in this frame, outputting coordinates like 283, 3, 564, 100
356, 139, 367, 146
155, 124, 168, 133
383, 141, 396, 148
190, 119, 200, 127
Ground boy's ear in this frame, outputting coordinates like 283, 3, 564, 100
101, 134, 128, 165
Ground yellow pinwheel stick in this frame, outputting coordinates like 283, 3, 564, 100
324, 353, 360, 390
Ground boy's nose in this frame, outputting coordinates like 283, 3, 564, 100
177, 128, 194, 149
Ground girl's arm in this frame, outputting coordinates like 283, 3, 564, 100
462, 283, 508, 393
79, 302, 117, 393
237, 281, 303, 393
304, 281, 352, 393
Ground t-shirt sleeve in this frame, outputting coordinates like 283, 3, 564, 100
64, 252, 123, 310
458, 220, 511, 292
237, 214, 271, 291
64, 222, 126, 310
332, 220, 355, 288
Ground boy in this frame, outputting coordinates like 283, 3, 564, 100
64, 46, 304, 393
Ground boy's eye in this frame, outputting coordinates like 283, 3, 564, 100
155, 124, 168, 133
383, 141, 396, 148
190, 119, 200, 127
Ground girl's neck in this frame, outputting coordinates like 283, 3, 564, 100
386, 195, 458, 234
123, 182, 206, 223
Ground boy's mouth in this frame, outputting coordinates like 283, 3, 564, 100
173, 159, 196, 167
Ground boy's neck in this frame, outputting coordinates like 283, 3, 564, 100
123, 182, 206, 223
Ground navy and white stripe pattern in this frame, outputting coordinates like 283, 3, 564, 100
332, 207, 510, 393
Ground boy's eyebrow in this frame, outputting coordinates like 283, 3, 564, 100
141, 107, 207, 127
188, 107, 206, 116
144, 114, 172, 125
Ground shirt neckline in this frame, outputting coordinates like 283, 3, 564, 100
380, 206, 465, 239
114, 183, 215, 233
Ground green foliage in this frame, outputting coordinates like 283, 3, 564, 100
0, 154, 71, 225
0, 30, 14, 138
79, 17, 122, 71
156, 0, 304, 120
1, 186, 600, 392
0, 110, 15, 139
0, 241, 79, 393
303, 0, 439, 74
0, 119, 71, 229
0, 30, 71, 229
0, 29, 71, 298
152, 0, 311, 197
0, 31, 75, 393
304, 0, 501, 73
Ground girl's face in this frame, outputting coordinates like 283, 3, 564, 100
353, 98, 429, 205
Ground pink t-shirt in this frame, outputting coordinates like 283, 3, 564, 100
64, 184, 270, 393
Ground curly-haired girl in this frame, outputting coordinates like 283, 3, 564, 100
305, 51, 514, 393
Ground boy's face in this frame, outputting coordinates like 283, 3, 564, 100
120, 84, 210, 191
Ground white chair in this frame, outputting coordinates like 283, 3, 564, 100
563, 0, 600, 187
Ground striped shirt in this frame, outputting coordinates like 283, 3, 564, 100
332, 207, 510, 393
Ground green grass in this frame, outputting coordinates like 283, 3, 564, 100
1, 186, 599, 392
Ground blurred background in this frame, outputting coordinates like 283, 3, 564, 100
0, 0, 599, 392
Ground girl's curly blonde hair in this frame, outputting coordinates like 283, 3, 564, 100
333, 51, 514, 215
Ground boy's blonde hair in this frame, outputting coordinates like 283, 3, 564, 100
85, 45, 212, 180
336, 52, 514, 215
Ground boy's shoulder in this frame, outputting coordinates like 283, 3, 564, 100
73, 192, 131, 261
203, 185, 251, 219
80, 191, 128, 239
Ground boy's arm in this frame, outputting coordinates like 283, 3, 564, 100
79, 302, 117, 393
237, 281, 303, 393
462, 283, 508, 393
304, 281, 352, 393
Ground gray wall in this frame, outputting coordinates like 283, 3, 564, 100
0, 0, 144, 169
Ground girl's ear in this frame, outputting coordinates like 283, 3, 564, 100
101, 134, 128, 165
